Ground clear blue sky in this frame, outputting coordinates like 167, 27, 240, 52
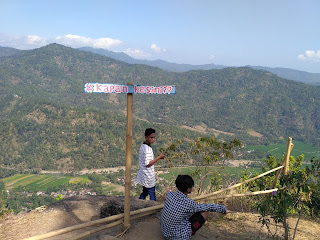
1, 0, 319, 73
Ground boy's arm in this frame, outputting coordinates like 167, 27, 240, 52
191, 200, 227, 214
200, 203, 227, 214
146, 153, 166, 167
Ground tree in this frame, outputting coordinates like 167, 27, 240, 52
56, 194, 63, 201
0, 181, 5, 191
160, 137, 242, 195
309, 157, 320, 216
241, 154, 313, 240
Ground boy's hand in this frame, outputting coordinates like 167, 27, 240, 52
159, 152, 166, 159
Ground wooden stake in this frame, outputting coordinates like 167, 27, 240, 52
124, 82, 133, 228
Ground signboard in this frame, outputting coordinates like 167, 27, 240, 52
84, 83, 176, 94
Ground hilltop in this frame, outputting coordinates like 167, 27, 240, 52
1, 195, 319, 240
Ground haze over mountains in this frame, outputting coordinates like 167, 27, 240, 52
0, 43, 319, 170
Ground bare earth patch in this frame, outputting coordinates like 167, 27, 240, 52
228, 160, 254, 167
181, 124, 234, 136
247, 130, 263, 138
41, 166, 125, 175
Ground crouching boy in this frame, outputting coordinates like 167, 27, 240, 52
160, 175, 227, 240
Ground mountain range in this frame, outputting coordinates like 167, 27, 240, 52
0, 43, 319, 170
2, 45, 320, 85
78, 47, 320, 85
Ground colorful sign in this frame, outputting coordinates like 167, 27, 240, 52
84, 83, 176, 94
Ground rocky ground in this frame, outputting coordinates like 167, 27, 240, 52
1, 195, 320, 240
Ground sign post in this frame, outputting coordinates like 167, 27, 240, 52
124, 82, 133, 228
84, 82, 176, 228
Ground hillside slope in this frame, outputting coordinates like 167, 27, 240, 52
1, 44, 319, 142
1, 43, 320, 170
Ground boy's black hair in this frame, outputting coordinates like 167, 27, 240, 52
175, 175, 194, 193
145, 128, 156, 137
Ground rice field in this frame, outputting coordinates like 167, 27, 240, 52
246, 140, 320, 161
3, 174, 90, 191
158, 166, 262, 185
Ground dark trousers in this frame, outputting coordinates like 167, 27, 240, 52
139, 186, 156, 201
189, 212, 206, 235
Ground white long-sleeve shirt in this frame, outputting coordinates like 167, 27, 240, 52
136, 143, 155, 188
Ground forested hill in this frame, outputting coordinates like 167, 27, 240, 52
0, 43, 320, 170
0, 46, 23, 58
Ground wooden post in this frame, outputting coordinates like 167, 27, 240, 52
124, 82, 133, 228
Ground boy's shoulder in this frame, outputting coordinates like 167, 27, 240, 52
139, 143, 152, 152
141, 142, 152, 148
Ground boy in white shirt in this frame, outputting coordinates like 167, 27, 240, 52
136, 128, 165, 201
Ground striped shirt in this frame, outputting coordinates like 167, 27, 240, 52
160, 190, 227, 240
136, 143, 155, 188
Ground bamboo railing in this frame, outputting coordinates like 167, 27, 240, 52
24, 138, 293, 240
23, 206, 163, 240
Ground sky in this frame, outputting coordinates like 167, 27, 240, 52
0, 0, 319, 73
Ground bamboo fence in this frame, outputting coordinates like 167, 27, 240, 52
24, 137, 293, 240
23, 206, 163, 240
23, 167, 283, 240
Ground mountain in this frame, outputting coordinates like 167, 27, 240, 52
0, 46, 23, 58
78, 47, 226, 72
0, 43, 320, 170
2, 46, 319, 85
249, 65, 320, 86
79, 47, 320, 85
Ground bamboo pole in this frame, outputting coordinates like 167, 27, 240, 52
192, 165, 284, 201
271, 137, 293, 188
284, 137, 293, 175
23, 205, 163, 240
283, 137, 293, 240
71, 219, 123, 240
124, 82, 133, 228
71, 210, 158, 240
202, 188, 278, 201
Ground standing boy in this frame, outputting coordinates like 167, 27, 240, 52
136, 128, 165, 201
160, 175, 227, 240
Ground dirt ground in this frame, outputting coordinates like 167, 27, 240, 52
1, 195, 320, 240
